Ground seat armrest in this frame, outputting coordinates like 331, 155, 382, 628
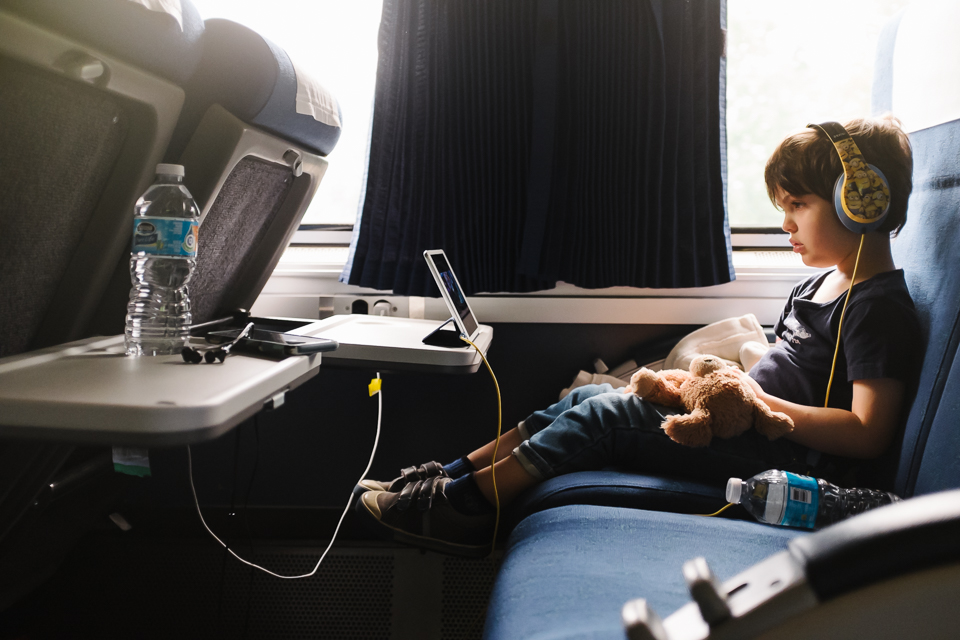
788, 488, 960, 600
624, 489, 960, 640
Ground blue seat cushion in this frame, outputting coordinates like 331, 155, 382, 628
485, 505, 803, 640
504, 470, 739, 531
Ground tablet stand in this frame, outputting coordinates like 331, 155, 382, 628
422, 317, 470, 348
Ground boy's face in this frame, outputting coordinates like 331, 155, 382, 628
775, 189, 859, 268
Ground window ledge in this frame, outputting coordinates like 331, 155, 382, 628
257, 249, 817, 325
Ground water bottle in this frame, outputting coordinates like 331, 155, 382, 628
124, 164, 200, 356
725, 469, 900, 530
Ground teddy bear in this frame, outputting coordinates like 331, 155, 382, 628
626, 354, 794, 448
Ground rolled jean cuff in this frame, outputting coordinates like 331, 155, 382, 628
517, 421, 531, 441
512, 442, 553, 480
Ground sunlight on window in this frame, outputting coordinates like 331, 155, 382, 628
190, 0, 382, 226
727, 0, 910, 229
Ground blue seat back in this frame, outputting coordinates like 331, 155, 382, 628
875, 5, 960, 498
889, 121, 960, 497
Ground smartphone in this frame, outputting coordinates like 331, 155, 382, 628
207, 329, 338, 356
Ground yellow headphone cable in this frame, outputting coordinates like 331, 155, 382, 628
824, 234, 866, 408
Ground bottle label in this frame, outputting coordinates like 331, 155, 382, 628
782, 472, 819, 529
763, 481, 787, 525
132, 217, 198, 257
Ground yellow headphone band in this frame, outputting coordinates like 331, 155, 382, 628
808, 122, 891, 231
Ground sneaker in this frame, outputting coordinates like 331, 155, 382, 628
356, 477, 494, 558
352, 461, 448, 498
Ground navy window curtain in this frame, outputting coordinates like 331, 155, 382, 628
343, 0, 732, 296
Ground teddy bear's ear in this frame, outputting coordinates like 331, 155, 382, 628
689, 355, 725, 377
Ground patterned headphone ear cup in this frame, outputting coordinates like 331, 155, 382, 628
181, 347, 203, 364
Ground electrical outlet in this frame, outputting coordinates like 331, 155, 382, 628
333, 295, 410, 318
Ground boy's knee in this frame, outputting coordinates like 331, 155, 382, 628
568, 383, 620, 403
579, 391, 651, 429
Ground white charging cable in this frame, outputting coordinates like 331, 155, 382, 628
187, 373, 383, 579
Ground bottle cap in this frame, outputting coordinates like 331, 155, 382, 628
156, 163, 185, 177
725, 478, 742, 504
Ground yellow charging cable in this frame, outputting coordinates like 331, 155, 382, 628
696, 502, 735, 517
460, 335, 502, 558
824, 234, 866, 408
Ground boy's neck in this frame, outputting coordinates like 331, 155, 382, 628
836, 232, 896, 284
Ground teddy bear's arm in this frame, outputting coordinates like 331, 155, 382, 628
662, 408, 715, 448
753, 401, 795, 440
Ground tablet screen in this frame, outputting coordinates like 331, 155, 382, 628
424, 250, 479, 339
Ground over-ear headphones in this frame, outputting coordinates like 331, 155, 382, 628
807, 122, 891, 234
181, 322, 255, 364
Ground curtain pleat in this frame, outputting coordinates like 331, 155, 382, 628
345, 0, 732, 296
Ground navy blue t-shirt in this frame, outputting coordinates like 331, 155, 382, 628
749, 269, 921, 411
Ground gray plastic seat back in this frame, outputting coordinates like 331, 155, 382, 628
0, 9, 186, 356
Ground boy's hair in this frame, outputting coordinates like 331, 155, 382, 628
764, 114, 913, 235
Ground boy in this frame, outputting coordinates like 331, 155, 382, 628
357, 116, 922, 557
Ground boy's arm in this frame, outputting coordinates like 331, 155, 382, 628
740, 374, 905, 459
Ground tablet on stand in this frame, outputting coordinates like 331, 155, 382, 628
422, 249, 480, 348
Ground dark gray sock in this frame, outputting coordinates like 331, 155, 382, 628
442, 456, 476, 479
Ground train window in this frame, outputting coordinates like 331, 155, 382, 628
726, 0, 910, 231
256, 2, 913, 276
192, 0, 383, 227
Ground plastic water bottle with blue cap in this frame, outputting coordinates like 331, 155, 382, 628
726, 469, 900, 530
124, 163, 200, 356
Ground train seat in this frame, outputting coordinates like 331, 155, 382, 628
91, 16, 343, 331
166, 16, 342, 163
0, 2, 341, 611
0, 0, 205, 610
0, 0, 201, 354
484, 5, 960, 638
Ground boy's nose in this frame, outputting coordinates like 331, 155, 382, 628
781, 215, 797, 233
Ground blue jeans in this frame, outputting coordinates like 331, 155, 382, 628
513, 384, 803, 483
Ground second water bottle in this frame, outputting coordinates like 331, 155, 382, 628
726, 469, 899, 530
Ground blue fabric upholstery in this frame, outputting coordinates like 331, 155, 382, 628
889, 118, 960, 497
0, 0, 205, 85
505, 470, 735, 530
250, 37, 342, 157
485, 506, 801, 640
169, 18, 342, 159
